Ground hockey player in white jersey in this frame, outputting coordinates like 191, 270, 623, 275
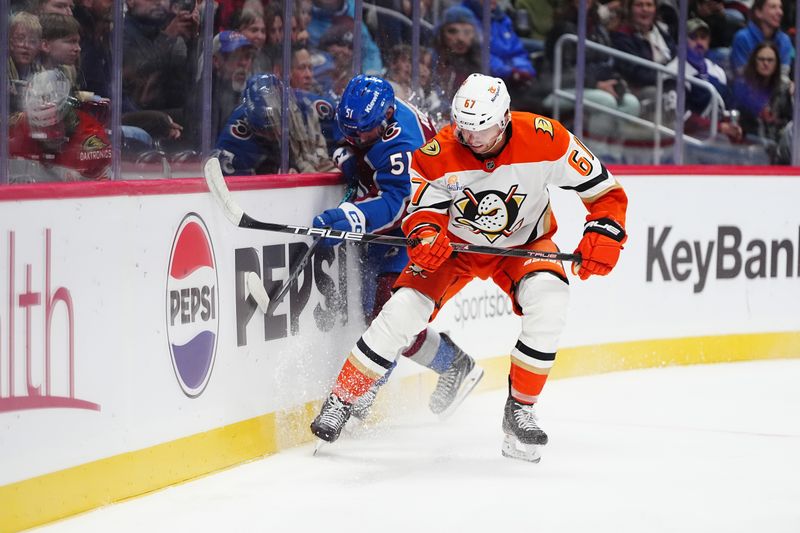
311, 73, 628, 462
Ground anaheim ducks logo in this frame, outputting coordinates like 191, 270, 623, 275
420, 139, 440, 156
454, 185, 527, 243
534, 117, 554, 139
82, 135, 108, 151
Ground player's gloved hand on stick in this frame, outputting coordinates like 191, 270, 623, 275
573, 216, 626, 280
332, 146, 357, 180
408, 226, 452, 272
312, 202, 366, 247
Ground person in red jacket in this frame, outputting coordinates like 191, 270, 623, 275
311, 73, 628, 463
9, 69, 111, 182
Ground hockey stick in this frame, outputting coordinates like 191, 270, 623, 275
204, 157, 581, 262
246, 182, 358, 314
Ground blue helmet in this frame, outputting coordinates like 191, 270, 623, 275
336, 75, 395, 147
243, 73, 282, 135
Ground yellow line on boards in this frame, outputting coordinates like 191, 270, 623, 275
1, 331, 797, 532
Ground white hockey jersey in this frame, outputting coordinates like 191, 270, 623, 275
404, 112, 626, 247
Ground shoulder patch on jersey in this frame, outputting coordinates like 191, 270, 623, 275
534, 117, 554, 139
382, 123, 402, 142
420, 139, 440, 156
230, 118, 252, 140
82, 135, 108, 151
314, 99, 334, 120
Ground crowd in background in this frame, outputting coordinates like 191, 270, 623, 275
4, 0, 799, 182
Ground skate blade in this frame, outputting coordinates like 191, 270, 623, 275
501, 434, 541, 463
312, 438, 326, 456
437, 365, 485, 421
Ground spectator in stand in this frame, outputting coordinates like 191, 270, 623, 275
611, 0, 676, 92
292, 8, 310, 45
231, 9, 271, 73
384, 44, 445, 122
213, 73, 285, 175
8, 12, 43, 114
544, 0, 641, 139
666, 18, 732, 115
73, 0, 112, 98
732, 41, 793, 158
39, 13, 82, 87
264, 3, 285, 53
690, 0, 744, 71
315, 18, 355, 98
122, 0, 193, 132
9, 69, 111, 182
279, 45, 338, 171
461, 0, 538, 108
431, 5, 482, 108
730, 0, 794, 80
665, 17, 743, 153
211, 30, 256, 138
308, 0, 383, 75
611, 0, 677, 126
295, 0, 313, 45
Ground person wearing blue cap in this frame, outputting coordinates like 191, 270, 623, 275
211, 30, 255, 138
430, 5, 483, 106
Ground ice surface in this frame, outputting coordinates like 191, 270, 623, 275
35, 360, 800, 533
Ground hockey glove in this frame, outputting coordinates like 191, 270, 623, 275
312, 202, 367, 247
332, 146, 357, 181
573, 216, 626, 280
408, 226, 452, 272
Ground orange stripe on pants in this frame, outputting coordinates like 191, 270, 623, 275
510, 362, 549, 403
333, 359, 377, 404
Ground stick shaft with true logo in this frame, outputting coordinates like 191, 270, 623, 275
203, 157, 582, 263
245, 182, 359, 314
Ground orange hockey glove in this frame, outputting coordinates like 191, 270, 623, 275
573, 217, 626, 280
408, 226, 452, 272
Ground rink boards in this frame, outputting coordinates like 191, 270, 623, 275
1, 169, 799, 531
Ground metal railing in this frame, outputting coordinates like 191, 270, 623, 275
552, 33, 726, 164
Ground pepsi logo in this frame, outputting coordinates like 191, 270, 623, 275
166, 213, 219, 397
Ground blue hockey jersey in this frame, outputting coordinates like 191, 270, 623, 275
348, 98, 436, 235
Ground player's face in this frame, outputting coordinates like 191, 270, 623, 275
457, 124, 504, 155
345, 123, 384, 148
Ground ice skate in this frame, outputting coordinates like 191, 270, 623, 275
310, 394, 352, 448
429, 334, 484, 418
501, 396, 547, 463
350, 384, 379, 421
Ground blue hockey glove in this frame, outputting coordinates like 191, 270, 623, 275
312, 202, 367, 247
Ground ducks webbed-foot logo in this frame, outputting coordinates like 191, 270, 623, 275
454, 185, 527, 243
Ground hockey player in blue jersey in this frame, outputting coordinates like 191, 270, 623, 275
212, 73, 284, 176
311, 75, 484, 423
